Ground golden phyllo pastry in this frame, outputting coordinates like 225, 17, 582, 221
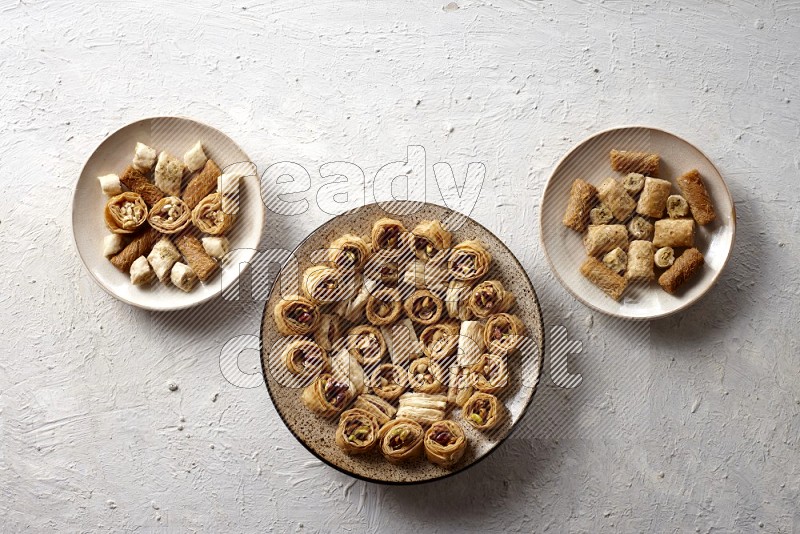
353, 394, 397, 426
379, 418, 425, 464
335, 409, 380, 455
192, 192, 233, 235
301, 373, 354, 418
104, 192, 148, 234
467, 280, 515, 319
419, 321, 460, 362
328, 234, 370, 270
483, 313, 526, 355
281, 338, 329, 377
147, 196, 191, 234
368, 363, 408, 402
407, 357, 446, 394
346, 325, 386, 367
365, 288, 403, 326
411, 220, 452, 261
448, 240, 491, 282
274, 294, 320, 336
404, 289, 444, 325
424, 420, 467, 468
462, 392, 501, 431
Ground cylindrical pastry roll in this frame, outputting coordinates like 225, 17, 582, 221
411, 220, 452, 261
379, 418, 424, 464
147, 196, 192, 234
346, 325, 386, 367
445, 280, 473, 321
626, 240, 655, 281
653, 219, 695, 248
182, 159, 221, 209
365, 288, 403, 326
369, 363, 408, 401
666, 195, 689, 218
597, 177, 636, 221
380, 318, 422, 367
562, 179, 597, 232
335, 408, 380, 455
401, 260, 428, 291
104, 192, 148, 234
175, 234, 218, 282
202, 236, 230, 259
273, 294, 320, 336
354, 394, 397, 426
281, 338, 329, 377
467, 280, 515, 319
622, 172, 645, 196
420, 321, 460, 362
424, 420, 467, 468
609, 149, 660, 176
447, 366, 475, 407
471, 353, 509, 395
484, 313, 525, 355
331, 347, 366, 395
371, 218, 409, 255
580, 257, 627, 301
589, 205, 613, 225
457, 321, 485, 366
583, 224, 628, 256
658, 248, 704, 294
636, 177, 672, 218
627, 216, 654, 241
396, 393, 448, 426
404, 289, 444, 325
338, 285, 370, 322
327, 234, 370, 270
407, 357, 446, 394
110, 228, 160, 272
602, 247, 627, 274
119, 166, 165, 207
676, 169, 716, 225
462, 392, 501, 431
448, 240, 491, 282
654, 246, 675, 268
313, 314, 342, 352
192, 193, 233, 235
301, 265, 345, 304
301, 373, 353, 418
423, 250, 454, 296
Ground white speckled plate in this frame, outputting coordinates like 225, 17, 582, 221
72, 116, 265, 311
260, 201, 544, 484
540, 126, 736, 319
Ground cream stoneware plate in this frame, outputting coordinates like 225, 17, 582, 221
540, 126, 735, 319
73, 116, 265, 311
261, 201, 544, 484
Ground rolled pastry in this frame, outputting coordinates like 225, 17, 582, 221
609, 149, 660, 176
301, 265, 345, 304
201, 236, 230, 259
110, 227, 160, 272
445, 280, 473, 321
273, 294, 320, 336
420, 321, 460, 362
353, 394, 397, 426
379, 418, 425, 464
457, 321, 485, 366
676, 169, 716, 225
192, 193, 233, 235
423, 251, 454, 296
627, 216, 654, 241
462, 392, 501, 431
154, 152, 185, 197
411, 220, 452, 261
218, 172, 241, 215
652, 219, 695, 248
396, 393, 448, 426
447, 366, 475, 407
448, 240, 491, 282
104, 192, 148, 234
130, 256, 154, 286
339, 285, 370, 322
484, 313, 525, 355
658, 248, 704, 294
175, 234, 218, 282
589, 205, 613, 225
404, 289, 444, 325
603, 247, 627, 274
471, 353, 509, 395
666, 195, 690, 219
183, 141, 208, 173
182, 159, 221, 209
380, 318, 421, 367
335, 408, 380, 455
346, 324, 386, 367
281, 338, 329, 377
401, 260, 428, 291
98, 173, 122, 196
583, 224, 628, 256
313, 313, 343, 352
170, 262, 198, 292
331, 347, 366, 396
467, 280, 515, 319
424, 419, 467, 468
654, 246, 675, 268
147, 237, 181, 283
327, 234, 370, 270
626, 240, 655, 281
119, 166, 164, 207
597, 177, 636, 221
622, 172, 645, 196
365, 288, 403, 326
132, 142, 157, 172
147, 196, 192, 234
102, 234, 125, 257
562, 179, 597, 232
580, 257, 627, 301
407, 357, 446, 394
636, 177, 672, 219
363, 252, 407, 293
301, 373, 353, 418
368, 363, 408, 402
371, 218, 408, 255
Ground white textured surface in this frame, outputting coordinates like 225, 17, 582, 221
1, 1, 798, 532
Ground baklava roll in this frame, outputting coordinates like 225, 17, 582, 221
652, 219, 695, 248
154, 152, 185, 197
597, 177, 636, 221
424, 251, 454, 296
381, 318, 421, 367
365, 288, 403, 326
171, 263, 198, 292
484, 313, 525, 355
401, 260, 428, 291
104, 192, 148, 234
331, 347, 366, 395
589, 205, 613, 225
658, 248, 704, 294
273, 294, 320, 336
327, 234, 370, 270
192, 193, 233, 235
301, 265, 345, 304
371, 218, 409, 255
457, 321, 485, 366
147, 237, 181, 282
580, 257, 627, 301
175, 234, 218, 282
369, 363, 408, 402
627, 216, 654, 241
338, 285, 370, 322
562, 178, 597, 232
335, 408, 380, 455
462, 392, 501, 431
666, 195, 690, 219
654, 246, 675, 268
119, 166, 165, 207
183, 141, 207, 173
467, 280, 515, 319
609, 149, 660, 176
602, 247, 627, 274
346, 325, 386, 367
147, 196, 191, 234
411, 220, 452, 261
448, 240, 491, 282
363, 252, 407, 293
676, 169, 716, 225
182, 159, 221, 209
407, 357, 446, 394
379, 418, 425, 464
110, 227, 160, 272
626, 240, 655, 282
396, 393, 448, 426
281, 338, 329, 377
301, 373, 354, 418
622, 172, 645, 196
445, 280, 474, 321
354, 394, 397, 426
471, 353, 509, 395
636, 177, 672, 219
313, 313, 343, 352
404, 289, 444, 325
583, 224, 628, 256
424, 420, 467, 468
132, 142, 157, 172
420, 321, 460, 362
447, 366, 475, 407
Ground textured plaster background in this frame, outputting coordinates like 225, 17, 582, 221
1, 0, 799, 532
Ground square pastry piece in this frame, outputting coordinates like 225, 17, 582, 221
147, 237, 181, 282
154, 152, 185, 196
132, 142, 157, 172
183, 141, 208, 173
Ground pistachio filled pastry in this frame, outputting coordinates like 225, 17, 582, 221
369, 363, 408, 402
346, 325, 386, 367
470, 353, 509, 395
407, 357, 446, 394
335, 408, 381, 455
597, 177, 636, 221
404, 289, 444, 325
447, 366, 475, 407
104, 192, 148, 234
147, 196, 191, 234
445, 280, 474, 321
338, 285, 370, 322
365, 288, 403, 326
192, 192, 233, 235
462, 392, 501, 431
274, 294, 320, 336
467, 280, 515, 319
301, 373, 354, 418
301, 265, 345, 304
371, 218, 409, 255
331, 347, 366, 395
589, 205, 614, 225
622, 172, 646, 196
328, 234, 371, 270
313, 314, 343, 352
484, 313, 526, 355
354, 394, 397, 426
448, 240, 491, 282
380, 318, 422, 367
379, 418, 425, 464
457, 321, 485, 367
281, 338, 329, 377
396, 393, 448, 426
424, 420, 467, 468
419, 321, 460, 362
411, 220, 452, 262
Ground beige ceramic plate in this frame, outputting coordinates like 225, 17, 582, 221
260, 201, 544, 484
72, 116, 265, 311
540, 126, 736, 320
